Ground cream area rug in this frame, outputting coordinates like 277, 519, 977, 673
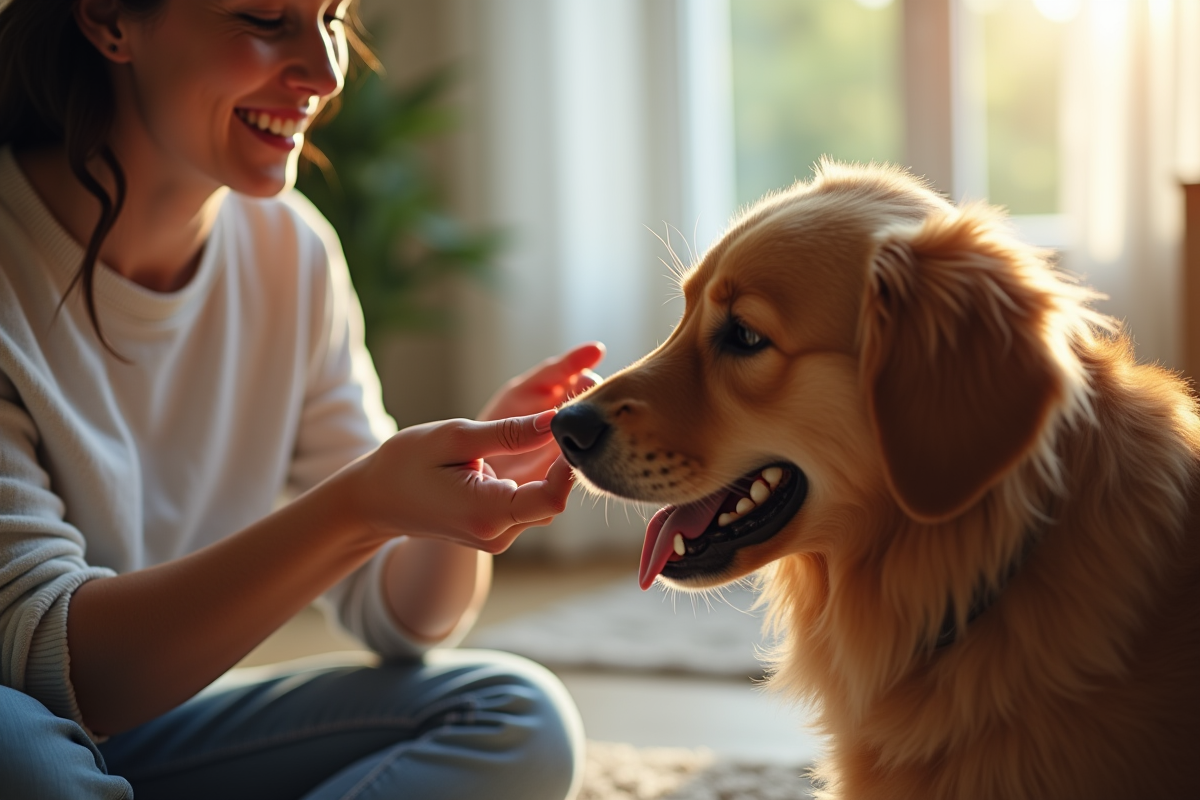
580, 741, 814, 800
470, 580, 772, 678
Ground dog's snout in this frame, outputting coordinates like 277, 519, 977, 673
551, 403, 610, 465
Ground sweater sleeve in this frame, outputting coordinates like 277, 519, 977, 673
0, 367, 114, 738
279, 193, 436, 661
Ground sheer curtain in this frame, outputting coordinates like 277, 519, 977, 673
447, 0, 736, 558
366, 0, 1200, 556
1059, 0, 1200, 367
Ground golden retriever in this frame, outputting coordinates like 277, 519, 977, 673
549, 162, 1200, 799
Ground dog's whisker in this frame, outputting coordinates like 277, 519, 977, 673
648, 224, 690, 284
688, 218, 700, 268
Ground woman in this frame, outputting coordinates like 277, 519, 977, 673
0, 0, 602, 797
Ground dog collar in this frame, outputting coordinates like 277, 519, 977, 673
934, 524, 1042, 650
934, 585, 999, 649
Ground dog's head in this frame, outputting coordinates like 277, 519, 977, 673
553, 162, 1094, 591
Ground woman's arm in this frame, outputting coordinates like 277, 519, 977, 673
382, 540, 491, 644
373, 343, 605, 646
67, 413, 571, 736
67, 470, 377, 735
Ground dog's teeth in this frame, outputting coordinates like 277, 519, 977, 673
762, 467, 783, 488
735, 497, 755, 515
673, 532, 685, 556
718, 512, 734, 527
750, 479, 770, 504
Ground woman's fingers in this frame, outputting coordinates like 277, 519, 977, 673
561, 341, 606, 373
441, 411, 558, 462
525, 342, 606, 391
469, 454, 572, 532
476, 342, 606, 423
505, 455, 574, 524
569, 368, 602, 397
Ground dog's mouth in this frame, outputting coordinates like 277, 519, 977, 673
639, 462, 808, 589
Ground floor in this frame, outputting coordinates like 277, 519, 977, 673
238, 556, 825, 766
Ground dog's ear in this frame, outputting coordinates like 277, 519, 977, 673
860, 207, 1064, 523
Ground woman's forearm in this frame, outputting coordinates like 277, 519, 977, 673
381, 539, 492, 643
66, 468, 382, 736
65, 414, 569, 737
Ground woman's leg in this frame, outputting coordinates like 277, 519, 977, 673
98, 649, 585, 800
0, 684, 134, 800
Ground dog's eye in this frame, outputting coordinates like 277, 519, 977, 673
719, 318, 769, 354
736, 324, 762, 348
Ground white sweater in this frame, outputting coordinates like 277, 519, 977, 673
0, 147, 431, 735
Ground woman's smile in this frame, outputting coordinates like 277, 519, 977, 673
233, 107, 316, 151
105, 0, 348, 197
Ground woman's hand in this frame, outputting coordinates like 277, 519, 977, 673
348, 410, 574, 553
479, 342, 605, 484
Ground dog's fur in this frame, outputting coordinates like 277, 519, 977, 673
559, 163, 1200, 799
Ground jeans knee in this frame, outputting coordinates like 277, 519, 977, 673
0, 686, 133, 800
499, 654, 586, 800
426, 649, 586, 800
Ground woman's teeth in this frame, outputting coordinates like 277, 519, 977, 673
237, 109, 307, 138
714, 466, 783, 529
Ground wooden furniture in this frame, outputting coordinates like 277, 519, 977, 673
1184, 184, 1200, 388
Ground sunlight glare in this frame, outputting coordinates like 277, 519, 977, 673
1032, 0, 1082, 23
853, 0, 895, 8
962, 0, 1004, 14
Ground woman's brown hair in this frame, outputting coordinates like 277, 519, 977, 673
0, 0, 372, 356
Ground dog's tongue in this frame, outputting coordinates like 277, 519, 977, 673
638, 490, 729, 590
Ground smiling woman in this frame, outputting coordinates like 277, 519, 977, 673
0, 1, 597, 798
0, 0, 356, 335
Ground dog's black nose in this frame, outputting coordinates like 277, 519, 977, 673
551, 403, 610, 466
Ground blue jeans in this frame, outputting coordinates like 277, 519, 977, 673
0, 649, 584, 800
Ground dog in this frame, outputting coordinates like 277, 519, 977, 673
550, 162, 1200, 799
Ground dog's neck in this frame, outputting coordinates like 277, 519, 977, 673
934, 524, 1042, 650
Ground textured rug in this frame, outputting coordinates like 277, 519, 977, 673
470, 579, 772, 678
580, 741, 814, 800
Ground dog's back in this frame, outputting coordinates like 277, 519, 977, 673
807, 335, 1200, 800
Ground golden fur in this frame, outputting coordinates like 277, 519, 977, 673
560, 162, 1200, 799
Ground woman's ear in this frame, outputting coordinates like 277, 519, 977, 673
75, 0, 133, 64
859, 207, 1064, 523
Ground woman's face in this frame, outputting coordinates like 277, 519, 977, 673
116, 0, 350, 197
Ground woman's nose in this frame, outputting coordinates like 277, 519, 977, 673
283, 22, 344, 100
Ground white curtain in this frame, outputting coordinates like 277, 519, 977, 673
1059, 0, 1200, 367
447, 0, 737, 558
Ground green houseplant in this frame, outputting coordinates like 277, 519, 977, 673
297, 68, 501, 341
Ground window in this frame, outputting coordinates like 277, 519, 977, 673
731, 0, 903, 207
730, 0, 1071, 245
975, 0, 1067, 216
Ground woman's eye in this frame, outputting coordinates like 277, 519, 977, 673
240, 14, 284, 30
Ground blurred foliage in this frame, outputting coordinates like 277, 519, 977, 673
730, 0, 903, 206
730, 0, 1063, 215
297, 68, 502, 340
